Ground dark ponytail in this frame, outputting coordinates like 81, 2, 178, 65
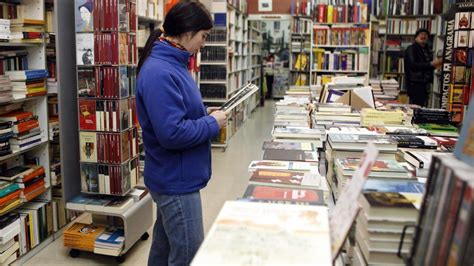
137, 1, 213, 74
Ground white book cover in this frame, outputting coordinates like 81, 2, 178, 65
192, 201, 332, 266
76, 33, 94, 65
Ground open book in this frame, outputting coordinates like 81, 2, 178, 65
218, 83, 259, 112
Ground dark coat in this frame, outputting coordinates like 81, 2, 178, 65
404, 42, 434, 87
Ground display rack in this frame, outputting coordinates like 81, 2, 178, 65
68, 0, 152, 262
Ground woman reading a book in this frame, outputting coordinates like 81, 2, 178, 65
136, 2, 227, 265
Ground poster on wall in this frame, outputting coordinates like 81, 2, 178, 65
259, 0, 272, 12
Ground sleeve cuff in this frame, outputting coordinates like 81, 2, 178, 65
203, 115, 220, 139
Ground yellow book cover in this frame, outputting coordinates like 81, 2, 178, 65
327, 5, 334, 23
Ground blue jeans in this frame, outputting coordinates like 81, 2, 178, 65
148, 190, 204, 266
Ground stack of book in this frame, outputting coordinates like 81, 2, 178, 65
0, 76, 13, 103
417, 123, 459, 138
15, 166, 46, 202
334, 158, 411, 197
0, 110, 41, 152
380, 79, 400, 98
361, 109, 404, 126
412, 108, 452, 125
0, 19, 10, 41
0, 213, 20, 265
5, 69, 48, 99
400, 150, 435, 178
0, 181, 21, 215
0, 121, 13, 157
8, 18, 45, 44
354, 190, 423, 265
271, 126, 325, 148
64, 223, 106, 252
94, 228, 124, 256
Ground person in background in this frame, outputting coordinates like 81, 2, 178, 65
136, 2, 227, 265
264, 53, 275, 99
404, 28, 443, 106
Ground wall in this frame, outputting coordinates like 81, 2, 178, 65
248, 0, 292, 15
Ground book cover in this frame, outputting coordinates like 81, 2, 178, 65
120, 99, 129, 131
263, 149, 306, 162
363, 179, 425, 194
80, 163, 98, 193
454, 98, 474, 164
249, 170, 322, 188
76, 33, 94, 65
455, 12, 471, 30
75, 0, 94, 32
118, 0, 129, 32
192, 202, 332, 265
338, 158, 406, 172
243, 184, 325, 206
364, 192, 418, 209
79, 131, 97, 162
262, 141, 314, 151
119, 66, 129, 98
77, 67, 95, 98
78, 99, 96, 130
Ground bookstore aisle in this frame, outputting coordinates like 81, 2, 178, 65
22, 102, 275, 265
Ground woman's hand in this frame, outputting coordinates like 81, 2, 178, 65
206, 106, 220, 114
210, 111, 227, 128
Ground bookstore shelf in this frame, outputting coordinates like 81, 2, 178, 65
0, 42, 44, 47
0, 140, 49, 163
0, 95, 47, 106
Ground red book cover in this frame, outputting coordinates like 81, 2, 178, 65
243, 185, 325, 205
317, 4, 325, 23
16, 119, 39, 134
0, 190, 20, 206
79, 99, 96, 130
0, 111, 33, 121
23, 178, 45, 195
21, 166, 45, 183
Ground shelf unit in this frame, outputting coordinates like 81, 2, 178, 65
311, 22, 371, 87
199, 0, 258, 149
289, 16, 312, 88
0, 0, 56, 264
373, 0, 441, 92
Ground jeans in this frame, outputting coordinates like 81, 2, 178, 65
148, 190, 204, 266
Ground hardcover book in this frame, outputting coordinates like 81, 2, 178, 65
79, 99, 96, 130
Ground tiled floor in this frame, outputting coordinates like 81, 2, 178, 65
23, 101, 275, 265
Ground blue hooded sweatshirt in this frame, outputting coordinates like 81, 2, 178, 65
136, 40, 220, 195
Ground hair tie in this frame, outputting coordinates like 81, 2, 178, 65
160, 26, 166, 34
